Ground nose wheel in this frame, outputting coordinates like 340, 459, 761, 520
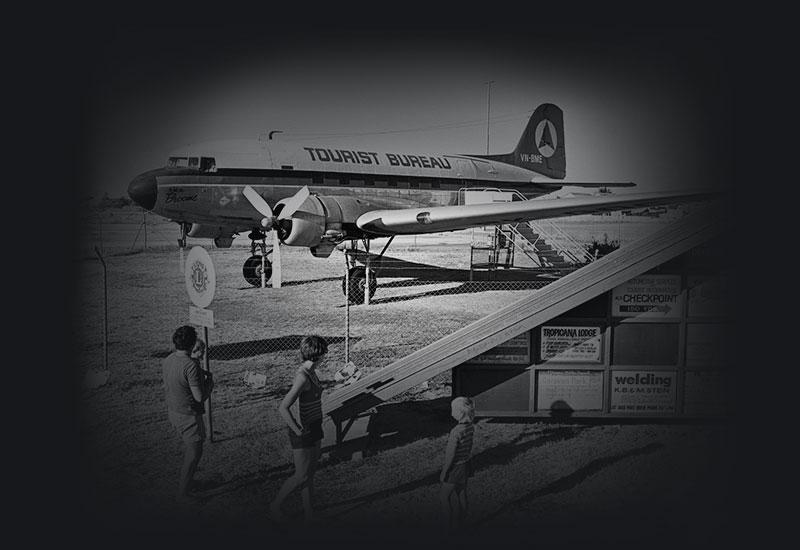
243, 254, 272, 286
243, 231, 273, 287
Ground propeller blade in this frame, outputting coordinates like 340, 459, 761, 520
242, 186, 274, 228
277, 186, 310, 220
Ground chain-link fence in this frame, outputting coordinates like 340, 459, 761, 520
74, 203, 682, 397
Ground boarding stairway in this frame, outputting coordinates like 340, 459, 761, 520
323, 206, 721, 444
465, 189, 595, 273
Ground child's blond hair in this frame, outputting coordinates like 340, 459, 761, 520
451, 396, 475, 422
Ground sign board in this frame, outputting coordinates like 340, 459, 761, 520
185, 246, 216, 308
687, 275, 727, 317
189, 305, 215, 329
540, 326, 602, 363
612, 274, 683, 318
610, 370, 677, 413
536, 370, 603, 411
686, 323, 728, 367
468, 333, 530, 365
683, 371, 729, 416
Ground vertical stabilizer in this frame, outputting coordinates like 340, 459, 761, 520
512, 103, 566, 179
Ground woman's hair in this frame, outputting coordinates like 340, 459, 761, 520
172, 325, 197, 351
451, 396, 475, 422
300, 335, 328, 362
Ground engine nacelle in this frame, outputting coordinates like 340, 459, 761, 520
188, 223, 228, 239
276, 195, 375, 247
187, 224, 234, 247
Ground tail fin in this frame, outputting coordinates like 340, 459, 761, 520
512, 103, 566, 179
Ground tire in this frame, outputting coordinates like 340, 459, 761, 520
243, 255, 272, 287
342, 267, 377, 304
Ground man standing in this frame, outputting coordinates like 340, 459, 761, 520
162, 325, 213, 502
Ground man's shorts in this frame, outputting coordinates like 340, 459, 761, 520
168, 410, 206, 445
288, 420, 323, 449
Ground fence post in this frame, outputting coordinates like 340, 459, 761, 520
93, 246, 108, 372
204, 326, 214, 442
345, 251, 350, 365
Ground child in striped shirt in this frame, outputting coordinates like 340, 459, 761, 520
440, 396, 475, 530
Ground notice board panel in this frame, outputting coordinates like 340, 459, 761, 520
687, 275, 728, 318
458, 367, 531, 414
612, 323, 680, 365
536, 370, 604, 411
610, 370, 677, 413
686, 323, 730, 367
540, 326, 602, 363
468, 333, 530, 365
683, 371, 731, 416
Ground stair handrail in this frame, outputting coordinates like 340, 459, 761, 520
504, 189, 594, 264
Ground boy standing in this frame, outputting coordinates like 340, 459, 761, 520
163, 325, 213, 502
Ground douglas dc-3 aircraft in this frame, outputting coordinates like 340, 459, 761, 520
128, 103, 714, 301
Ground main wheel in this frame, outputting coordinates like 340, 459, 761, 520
243, 255, 272, 286
342, 267, 377, 304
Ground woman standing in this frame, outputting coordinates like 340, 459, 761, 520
269, 335, 328, 524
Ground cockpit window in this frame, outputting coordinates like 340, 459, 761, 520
201, 157, 217, 172
168, 156, 189, 167
188, 157, 199, 168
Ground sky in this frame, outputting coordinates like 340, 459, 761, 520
78, 24, 732, 199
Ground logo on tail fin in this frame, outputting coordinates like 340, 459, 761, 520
535, 120, 557, 158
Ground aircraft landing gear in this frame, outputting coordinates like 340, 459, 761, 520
243, 230, 273, 287
341, 236, 393, 304
342, 266, 377, 304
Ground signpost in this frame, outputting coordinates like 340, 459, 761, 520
185, 246, 216, 441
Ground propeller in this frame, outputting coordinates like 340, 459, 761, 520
277, 186, 310, 220
243, 186, 275, 230
243, 185, 312, 243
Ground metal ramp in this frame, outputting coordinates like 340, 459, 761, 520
323, 207, 721, 444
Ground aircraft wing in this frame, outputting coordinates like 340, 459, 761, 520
356, 190, 719, 236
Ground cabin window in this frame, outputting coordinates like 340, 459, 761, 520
168, 156, 189, 167
431, 180, 441, 189
409, 180, 420, 188
188, 157, 199, 168
312, 174, 323, 184
364, 178, 375, 186
339, 177, 349, 185
375, 180, 387, 187
351, 179, 364, 186
387, 180, 398, 187
201, 157, 216, 172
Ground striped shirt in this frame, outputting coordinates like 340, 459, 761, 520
451, 422, 475, 464
297, 368, 323, 427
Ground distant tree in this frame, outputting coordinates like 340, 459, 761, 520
99, 192, 132, 209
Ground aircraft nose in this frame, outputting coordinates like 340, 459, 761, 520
128, 171, 157, 210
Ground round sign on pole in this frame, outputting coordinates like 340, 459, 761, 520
185, 246, 216, 308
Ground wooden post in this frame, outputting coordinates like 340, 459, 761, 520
271, 230, 282, 288
94, 247, 108, 372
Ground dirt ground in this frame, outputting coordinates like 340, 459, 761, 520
72, 209, 738, 547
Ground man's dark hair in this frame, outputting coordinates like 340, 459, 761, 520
173, 325, 197, 351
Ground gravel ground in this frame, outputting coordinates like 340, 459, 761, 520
71, 211, 738, 548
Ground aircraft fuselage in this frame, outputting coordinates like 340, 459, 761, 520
128, 140, 562, 239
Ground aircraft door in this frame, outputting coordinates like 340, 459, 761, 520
454, 158, 473, 183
